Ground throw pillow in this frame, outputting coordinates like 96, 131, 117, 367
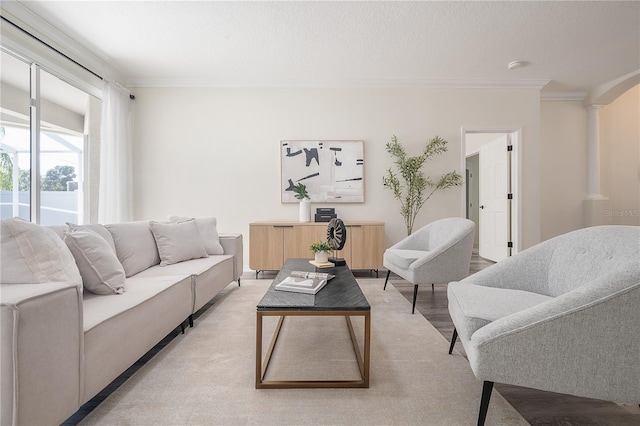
66, 222, 117, 253
150, 219, 209, 266
105, 221, 161, 277
0, 218, 82, 289
167, 215, 224, 255
64, 227, 126, 295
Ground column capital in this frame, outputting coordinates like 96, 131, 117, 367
585, 104, 605, 111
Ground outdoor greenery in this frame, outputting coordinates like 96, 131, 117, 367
0, 152, 12, 190
382, 135, 463, 235
41, 165, 76, 191
0, 153, 74, 192
292, 182, 310, 200
309, 240, 334, 253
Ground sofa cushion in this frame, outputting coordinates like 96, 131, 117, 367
106, 221, 160, 277
0, 218, 82, 288
64, 227, 126, 295
168, 215, 224, 255
135, 255, 232, 278
150, 220, 209, 266
67, 223, 117, 253
448, 281, 552, 341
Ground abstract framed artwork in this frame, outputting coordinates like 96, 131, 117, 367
281, 140, 364, 203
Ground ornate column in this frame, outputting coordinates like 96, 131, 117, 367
585, 104, 606, 199
584, 104, 609, 226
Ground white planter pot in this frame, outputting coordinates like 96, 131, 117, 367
314, 251, 329, 263
299, 199, 311, 222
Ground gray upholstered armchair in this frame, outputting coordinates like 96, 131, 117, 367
447, 225, 640, 426
383, 217, 475, 313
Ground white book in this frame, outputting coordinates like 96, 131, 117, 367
274, 271, 335, 295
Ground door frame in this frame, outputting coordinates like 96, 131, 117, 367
460, 127, 522, 256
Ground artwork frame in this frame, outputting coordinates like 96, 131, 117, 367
281, 140, 364, 203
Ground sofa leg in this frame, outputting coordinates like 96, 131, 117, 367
478, 381, 494, 426
448, 328, 458, 354
238, 278, 241, 286
431, 283, 434, 291
383, 270, 391, 290
412, 284, 418, 314
180, 322, 185, 334
188, 315, 194, 328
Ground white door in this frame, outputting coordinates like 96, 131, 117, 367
479, 135, 510, 262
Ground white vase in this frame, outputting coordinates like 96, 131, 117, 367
314, 251, 329, 263
299, 199, 311, 222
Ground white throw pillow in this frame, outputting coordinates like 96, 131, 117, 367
167, 215, 224, 255
106, 221, 161, 277
64, 227, 126, 295
0, 218, 82, 289
150, 219, 209, 266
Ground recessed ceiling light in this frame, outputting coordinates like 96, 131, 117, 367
508, 61, 523, 70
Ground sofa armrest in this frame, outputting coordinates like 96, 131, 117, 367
219, 233, 243, 281
1, 282, 83, 426
467, 274, 640, 403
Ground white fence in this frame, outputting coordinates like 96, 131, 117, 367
0, 191, 78, 225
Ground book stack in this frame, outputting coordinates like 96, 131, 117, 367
314, 207, 337, 222
274, 271, 335, 295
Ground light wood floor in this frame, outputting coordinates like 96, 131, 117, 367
383, 253, 640, 426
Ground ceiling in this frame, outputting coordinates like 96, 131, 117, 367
8, 1, 640, 95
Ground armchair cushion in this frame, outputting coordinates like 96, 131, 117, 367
384, 249, 429, 270
448, 282, 552, 341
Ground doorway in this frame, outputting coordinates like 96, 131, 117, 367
462, 129, 521, 262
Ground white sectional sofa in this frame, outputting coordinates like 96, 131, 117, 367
0, 217, 243, 426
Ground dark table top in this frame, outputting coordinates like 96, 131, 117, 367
256, 258, 370, 311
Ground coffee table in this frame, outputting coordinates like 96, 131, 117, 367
256, 258, 371, 389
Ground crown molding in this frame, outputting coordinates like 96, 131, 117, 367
1, 0, 125, 83
540, 91, 588, 101
128, 77, 551, 89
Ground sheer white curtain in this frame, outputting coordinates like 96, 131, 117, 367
99, 80, 133, 223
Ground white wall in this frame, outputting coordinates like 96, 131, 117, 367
599, 84, 640, 225
539, 84, 639, 238
540, 100, 588, 240
131, 87, 541, 268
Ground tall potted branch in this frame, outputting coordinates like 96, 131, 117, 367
382, 135, 463, 235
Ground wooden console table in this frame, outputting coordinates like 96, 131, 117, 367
249, 221, 384, 277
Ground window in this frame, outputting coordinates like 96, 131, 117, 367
0, 48, 100, 225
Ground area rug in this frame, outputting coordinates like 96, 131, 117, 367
78, 279, 528, 425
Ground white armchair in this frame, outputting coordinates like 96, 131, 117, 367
383, 217, 475, 313
447, 225, 640, 426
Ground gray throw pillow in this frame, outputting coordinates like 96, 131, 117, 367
167, 215, 224, 255
64, 227, 126, 295
106, 221, 161, 277
66, 222, 117, 253
150, 219, 209, 266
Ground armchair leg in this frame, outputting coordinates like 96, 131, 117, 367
412, 284, 418, 314
448, 328, 458, 354
383, 270, 391, 290
478, 381, 494, 426
432, 283, 434, 291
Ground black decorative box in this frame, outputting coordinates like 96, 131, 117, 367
316, 207, 335, 215
315, 213, 337, 222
